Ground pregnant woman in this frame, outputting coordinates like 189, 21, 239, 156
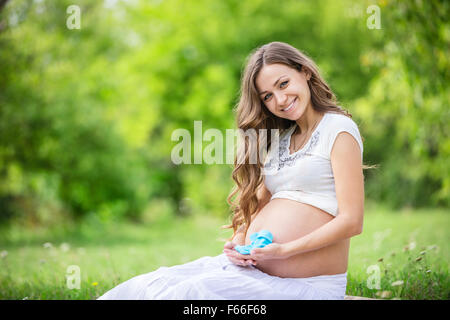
98, 41, 366, 300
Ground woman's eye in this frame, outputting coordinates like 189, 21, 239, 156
263, 81, 288, 101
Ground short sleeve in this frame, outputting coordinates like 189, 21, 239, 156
326, 116, 364, 160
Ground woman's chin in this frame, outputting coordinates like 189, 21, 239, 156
282, 107, 303, 120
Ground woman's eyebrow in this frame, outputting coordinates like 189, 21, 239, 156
258, 75, 287, 95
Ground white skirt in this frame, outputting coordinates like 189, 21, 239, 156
97, 253, 347, 300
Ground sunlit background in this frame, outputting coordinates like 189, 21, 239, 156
0, 0, 448, 299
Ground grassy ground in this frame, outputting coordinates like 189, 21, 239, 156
0, 201, 448, 300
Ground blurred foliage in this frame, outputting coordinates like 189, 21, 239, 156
0, 0, 448, 226
353, 0, 449, 208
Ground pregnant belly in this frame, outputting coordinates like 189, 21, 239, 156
245, 198, 350, 278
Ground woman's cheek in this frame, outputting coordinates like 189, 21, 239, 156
266, 103, 278, 115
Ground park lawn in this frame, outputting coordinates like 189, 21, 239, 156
0, 201, 448, 300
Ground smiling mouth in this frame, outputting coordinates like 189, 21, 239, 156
282, 97, 297, 112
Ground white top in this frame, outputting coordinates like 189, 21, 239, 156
262, 112, 364, 217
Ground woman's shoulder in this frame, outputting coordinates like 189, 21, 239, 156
324, 111, 361, 131
322, 111, 364, 157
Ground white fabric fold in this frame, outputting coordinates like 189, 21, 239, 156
97, 253, 347, 300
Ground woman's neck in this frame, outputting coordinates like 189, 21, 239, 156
295, 104, 323, 134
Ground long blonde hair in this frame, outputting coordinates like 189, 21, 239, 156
222, 41, 367, 240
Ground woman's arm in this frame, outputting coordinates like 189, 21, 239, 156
230, 224, 247, 245
281, 132, 364, 257
250, 132, 364, 260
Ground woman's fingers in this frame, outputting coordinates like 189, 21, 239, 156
227, 256, 255, 267
223, 241, 235, 250
224, 249, 252, 260
246, 259, 257, 265
223, 249, 257, 266
228, 257, 244, 266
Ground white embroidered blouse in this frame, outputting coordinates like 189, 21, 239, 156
262, 112, 364, 217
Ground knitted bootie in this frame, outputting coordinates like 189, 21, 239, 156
234, 230, 273, 255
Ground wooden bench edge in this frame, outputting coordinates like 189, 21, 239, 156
344, 295, 379, 300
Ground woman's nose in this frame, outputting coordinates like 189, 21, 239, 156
274, 92, 288, 107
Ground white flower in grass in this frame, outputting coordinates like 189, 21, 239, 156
376, 290, 392, 298
1, 250, 7, 258
43, 242, 53, 249
391, 280, 404, 287
60, 243, 70, 252
408, 241, 416, 250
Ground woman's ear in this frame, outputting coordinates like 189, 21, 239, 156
303, 68, 312, 81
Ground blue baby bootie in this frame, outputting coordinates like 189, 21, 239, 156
234, 230, 273, 255
251, 230, 273, 248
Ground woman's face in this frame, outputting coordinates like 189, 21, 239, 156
255, 63, 311, 120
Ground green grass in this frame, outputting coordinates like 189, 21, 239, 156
0, 201, 448, 300
348, 203, 449, 299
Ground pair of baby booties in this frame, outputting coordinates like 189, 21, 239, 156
233, 230, 273, 255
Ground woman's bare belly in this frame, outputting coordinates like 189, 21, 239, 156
245, 198, 350, 278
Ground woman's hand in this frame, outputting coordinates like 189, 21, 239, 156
249, 243, 287, 261
223, 241, 257, 267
